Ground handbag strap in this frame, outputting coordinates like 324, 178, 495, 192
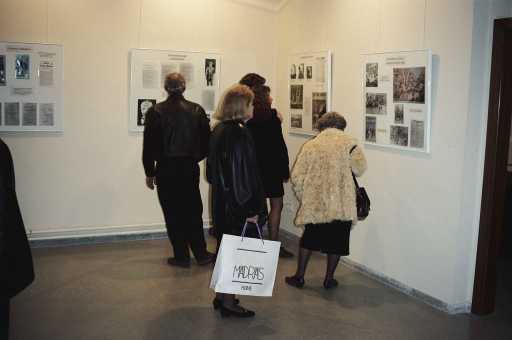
349, 145, 360, 189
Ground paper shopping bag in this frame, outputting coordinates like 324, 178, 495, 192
210, 234, 281, 297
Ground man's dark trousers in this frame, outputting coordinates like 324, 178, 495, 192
156, 157, 208, 261
1, 299, 9, 340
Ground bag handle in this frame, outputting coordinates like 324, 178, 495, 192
349, 145, 360, 189
241, 221, 266, 245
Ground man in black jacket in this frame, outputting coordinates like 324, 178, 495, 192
1, 138, 35, 339
143, 73, 213, 268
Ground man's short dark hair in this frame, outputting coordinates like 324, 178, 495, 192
164, 73, 186, 95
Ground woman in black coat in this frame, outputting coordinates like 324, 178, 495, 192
0, 138, 35, 339
207, 84, 266, 318
242, 81, 292, 258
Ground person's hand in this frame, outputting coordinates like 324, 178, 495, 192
276, 110, 284, 122
145, 177, 156, 190
246, 215, 258, 224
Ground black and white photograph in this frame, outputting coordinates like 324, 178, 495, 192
5, 102, 20, 126
390, 125, 409, 147
39, 103, 55, 126
366, 63, 378, 87
15, 54, 30, 80
312, 92, 327, 129
394, 104, 404, 124
205, 59, 216, 87
291, 113, 302, 128
137, 99, 156, 126
0, 55, 6, 86
366, 93, 387, 115
410, 120, 425, 148
393, 67, 426, 103
290, 64, 296, 79
22, 102, 37, 126
0, 103, 2, 125
298, 63, 304, 79
365, 116, 376, 143
306, 66, 313, 80
290, 84, 303, 109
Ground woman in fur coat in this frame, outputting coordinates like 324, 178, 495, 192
285, 112, 367, 289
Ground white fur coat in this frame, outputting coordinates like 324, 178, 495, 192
291, 128, 367, 226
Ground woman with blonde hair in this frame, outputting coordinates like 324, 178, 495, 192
285, 112, 367, 289
206, 84, 266, 318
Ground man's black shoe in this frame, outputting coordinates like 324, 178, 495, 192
196, 252, 215, 266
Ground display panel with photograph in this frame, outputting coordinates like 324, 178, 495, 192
0, 42, 63, 132
289, 51, 332, 135
129, 49, 221, 132
361, 49, 431, 153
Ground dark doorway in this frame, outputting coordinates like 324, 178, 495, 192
472, 18, 512, 315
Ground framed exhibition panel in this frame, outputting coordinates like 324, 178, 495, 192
0, 42, 63, 132
362, 49, 432, 153
288, 50, 332, 136
129, 49, 222, 132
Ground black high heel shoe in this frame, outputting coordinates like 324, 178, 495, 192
219, 305, 255, 318
285, 275, 305, 288
323, 278, 338, 290
212, 298, 240, 310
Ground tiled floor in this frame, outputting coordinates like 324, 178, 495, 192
9, 237, 512, 340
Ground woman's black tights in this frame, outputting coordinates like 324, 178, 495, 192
294, 247, 341, 281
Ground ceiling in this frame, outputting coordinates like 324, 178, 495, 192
230, 0, 289, 12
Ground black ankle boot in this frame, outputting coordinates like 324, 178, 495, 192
219, 305, 255, 318
212, 298, 240, 310
323, 278, 338, 289
285, 275, 305, 288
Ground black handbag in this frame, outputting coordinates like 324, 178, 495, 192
350, 146, 370, 220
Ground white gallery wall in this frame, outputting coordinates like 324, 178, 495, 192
275, 0, 511, 309
0, 0, 278, 238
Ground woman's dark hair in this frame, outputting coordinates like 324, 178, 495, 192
252, 85, 271, 111
316, 112, 347, 131
239, 73, 266, 88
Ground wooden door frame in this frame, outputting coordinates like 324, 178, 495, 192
472, 18, 512, 315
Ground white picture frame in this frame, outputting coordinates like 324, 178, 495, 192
362, 49, 432, 153
0, 42, 64, 132
129, 48, 222, 132
288, 50, 332, 136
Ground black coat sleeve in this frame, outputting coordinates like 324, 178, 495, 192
197, 106, 211, 161
142, 107, 161, 177
0, 139, 34, 299
275, 119, 290, 180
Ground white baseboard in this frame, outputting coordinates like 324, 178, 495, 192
28, 221, 212, 241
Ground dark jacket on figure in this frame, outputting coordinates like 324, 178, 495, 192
206, 121, 266, 235
246, 108, 290, 184
142, 94, 210, 177
0, 139, 34, 299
